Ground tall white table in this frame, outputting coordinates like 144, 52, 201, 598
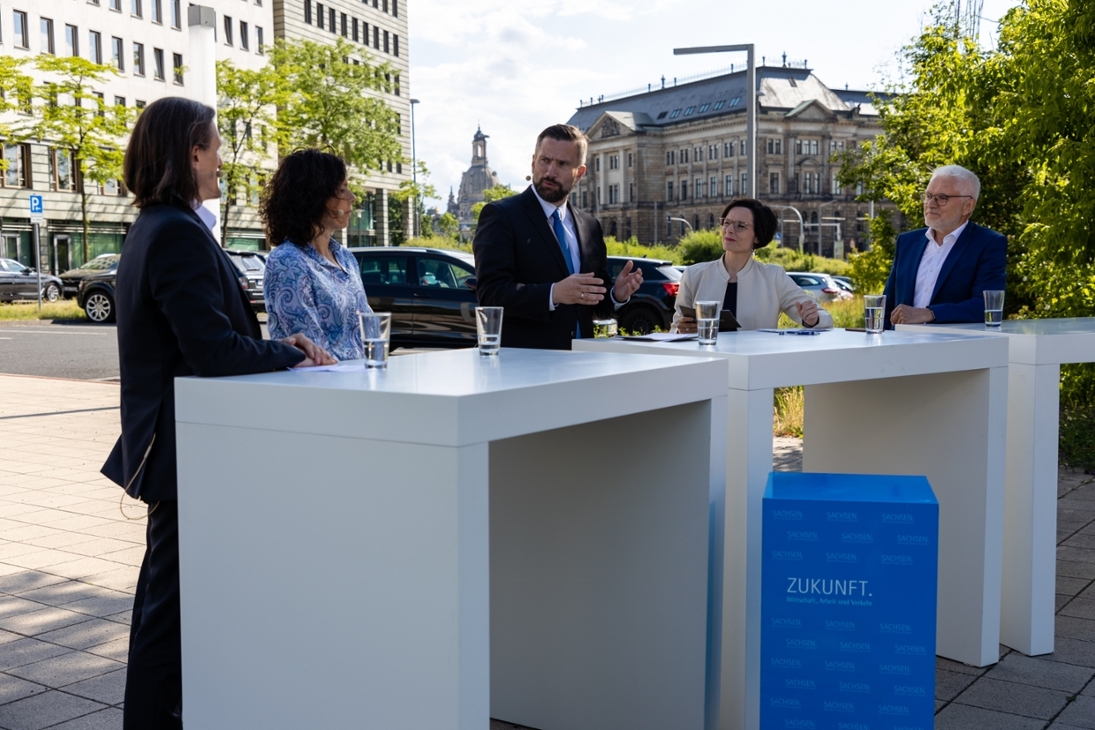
174, 348, 728, 730
900, 318, 1095, 656
576, 330, 1009, 730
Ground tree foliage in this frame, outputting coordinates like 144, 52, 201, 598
470, 183, 518, 225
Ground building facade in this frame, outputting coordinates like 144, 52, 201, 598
0, 0, 410, 275
567, 64, 899, 257
454, 127, 499, 228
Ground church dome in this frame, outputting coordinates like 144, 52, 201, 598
457, 126, 500, 224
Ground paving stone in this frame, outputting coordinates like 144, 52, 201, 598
0, 628, 21, 645
63, 591, 134, 619
1061, 577, 1092, 597
79, 568, 139, 593
7, 649, 123, 688
0, 690, 108, 730
84, 636, 129, 663
0, 596, 45, 620
955, 676, 1070, 719
43, 557, 131, 581
1043, 637, 1095, 669
0, 542, 48, 561
935, 702, 1046, 729
1067, 534, 1095, 550
1057, 696, 1095, 729
0, 607, 93, 637
1062, 561, 1095, 581
936, 668, 977, 701
35, 617, 129, 651
1061, 594, 1075, 612
0, 638, 70, 672
0, 571, 68, 596
14, 580, 97, 608
936, 656, 989, 677
102, 611, 131, 627
1063, 599, 1095, 620
0, 673, 46, 705
60, 667, 126, 706
47, 707, 125, 730
1059, 616, 1095, 643
984, 653, 1095, 693
1048, 723, 1091, 730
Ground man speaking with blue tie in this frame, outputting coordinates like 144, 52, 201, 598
473, 124, 643, 349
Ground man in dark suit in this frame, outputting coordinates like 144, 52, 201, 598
473, 124, 643, 349
101, 97, 332, 729
884, 165, 1007, 326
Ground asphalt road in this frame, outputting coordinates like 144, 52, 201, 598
0, 321, 121, 380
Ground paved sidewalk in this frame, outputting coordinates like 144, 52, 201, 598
1, 375, 1094, 729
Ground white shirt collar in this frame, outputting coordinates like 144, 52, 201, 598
530, 184, 567, 222
925, 219, 969, 247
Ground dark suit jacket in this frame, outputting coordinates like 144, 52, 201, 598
883, 221, 1007, 327
102, 202, 304, 502
473, 186, 614, 350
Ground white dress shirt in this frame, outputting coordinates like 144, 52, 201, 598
913, 221, 967, 308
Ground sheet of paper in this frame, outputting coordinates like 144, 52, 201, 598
621, 333, 698, 342
294, 361, 369, 372
757, 329, 823, 335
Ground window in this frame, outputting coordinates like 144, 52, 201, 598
89, 31, 102, 64
795, 139, 819, 155
393, 34, 399, 57
329, 8, 335, 32
627, 152, 633, 168
830, 140, 845, 153
657, 111, 668, 120
629, 182, 635, 202
256, 26, 264, 54
713, 100, 725, 110
709, 145, 718, 160
694, 147, 702, 161
680, 180, 688, 200
594, 157, 600, 171
151, 0, 162, 23
769, 172, 780, 195
132, 42, 144, 76
89, 0, 101, 6
65, 24, 78, 56
373, 26, 379, 49
766, 138, 782, 154
171, 0, 181, 29
725, 175, 733, 197
49, 148, 75, 191
695, 177, 704, 199
415, 257, 474, 290
131, 0, 142, 17
41, 18, 56, 54
608, 154, 619, 170
668, 109, 681, 119
666, 181, 673, 201
111, 37, 123, 70
352, 18, 359, 41
608, 184, 620, 204
832, 172, 841, 194
681, 148, 689, 164
710, 176, 718, 197
114, 95, 125, 107
392, 0, 398, 17
240, 21, 249, 50
173, 52, 183, 84
304, 0, 312, 25
725, 141, 734, 157
683, 106, 695, 116
741, 173, 748, 194
13, 11, 29, 48
383, 29, 389, 53
135, 99, 145, 110
223, 16, 233, 45
666, 150, 674, 165
339, 13, 346, 37
699, 103, 710, 113
152, 47, 164, 80
92, 91, 105, 116
729, 96, 741, 106
3, 145, 28, 187
110, 0, 122, 11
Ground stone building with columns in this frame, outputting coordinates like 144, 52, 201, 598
566, 63, 899, 257
455, 127, 499, 227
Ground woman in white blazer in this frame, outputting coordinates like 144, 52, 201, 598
673, 198, 834, 332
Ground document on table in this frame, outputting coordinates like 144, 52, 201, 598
621, 333, 698, 342
295, 361, 368, 372
757, 329, 823, 336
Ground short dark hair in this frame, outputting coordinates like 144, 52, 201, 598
261, 149, 347, 248
535, 124, 588, 166
722, 198, 779, 249
123, 97, 216, 209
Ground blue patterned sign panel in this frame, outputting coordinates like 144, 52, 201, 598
761, 472, 939, 730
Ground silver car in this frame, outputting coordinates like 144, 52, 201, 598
786, 271, 853, 303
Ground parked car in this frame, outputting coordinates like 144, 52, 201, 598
0, 258, 63, 303
831, 275, 856, 295
77, 268, 118, 322
606, 256, 681, 334
349, 247, 479, 349
58, 254, 120, 299
785, 272, 853, 303
225, 249, 267, 312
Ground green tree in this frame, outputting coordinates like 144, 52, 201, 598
435, 211, 460, 240
0, 57, 32, 140
28, 56, 132, 263
216, 58, 287, 244
391, 160, 437, 238
470, 183, 518, 225
270, 37, 402, 179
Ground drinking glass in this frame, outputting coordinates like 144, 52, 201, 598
696, 300, 721, 345
863, 295, 886, 334
358, 312, 392, 368
475, 307, 503, 355
983, 290, 1005, 327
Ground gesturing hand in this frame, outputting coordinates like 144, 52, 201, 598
676, 315, 698, 334
612, 260, 644, 303
889, 304, 934, 325
282, 333, 338, 367
795, 299, 821, 328
553, 273, 606, 306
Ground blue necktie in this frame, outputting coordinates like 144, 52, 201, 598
552, 209, 576, 275
552, 208, 581, 338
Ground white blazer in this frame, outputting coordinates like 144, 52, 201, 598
671, 256, 834, 331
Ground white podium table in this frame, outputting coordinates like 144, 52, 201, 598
900, 318, 1095, 656
576, 330, 1008, 730
174, 348, 728, 730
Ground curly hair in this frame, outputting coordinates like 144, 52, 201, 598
722, 198, 779, 249
261, 149, 347, 247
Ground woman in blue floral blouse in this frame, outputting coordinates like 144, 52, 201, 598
261, 150, 371, 361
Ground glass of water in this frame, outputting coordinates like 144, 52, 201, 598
863, 294, 886, 334
475, 306, 503, 356
358, 312, 392, 368
696, 300, 721, 346
983, 290, 1005, 327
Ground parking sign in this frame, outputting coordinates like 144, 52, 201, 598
29, 194, 44, 224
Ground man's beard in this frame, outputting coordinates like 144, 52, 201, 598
533, 175, 570, 204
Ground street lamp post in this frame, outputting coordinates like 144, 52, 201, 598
410, 98, 420, 238
674, 44, 756, 199
667, 216, 694, 236
774, 205, 805, 252
815, 200, 839, 255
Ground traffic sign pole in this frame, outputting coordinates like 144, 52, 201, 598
34, 223, 41, 311
30, 195, 45, 311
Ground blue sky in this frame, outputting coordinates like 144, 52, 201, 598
406, 0, 1019, 208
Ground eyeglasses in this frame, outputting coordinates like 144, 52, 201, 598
720, 219, 752, 232
921, 192, 972, 205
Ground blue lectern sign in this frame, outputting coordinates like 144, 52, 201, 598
761, 472, 938, 730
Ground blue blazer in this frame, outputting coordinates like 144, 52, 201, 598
883, 221, 1007, 327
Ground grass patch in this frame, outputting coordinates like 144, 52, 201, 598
0, 301, 86, 321
774, 386, 805, 437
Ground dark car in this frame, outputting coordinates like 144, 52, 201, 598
0, 258, 63, 303
78, 268, 118, 322
606, 256, 681, 334
225, 250, 266, 312
349, 247, 478, 349
58, 254, 120, 299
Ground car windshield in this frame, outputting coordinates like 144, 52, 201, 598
82, 256, 120, 271
4, 259, 28, 273
231, 255, 264, 272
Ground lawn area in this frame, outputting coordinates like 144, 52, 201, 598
0, 301, 86, 321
